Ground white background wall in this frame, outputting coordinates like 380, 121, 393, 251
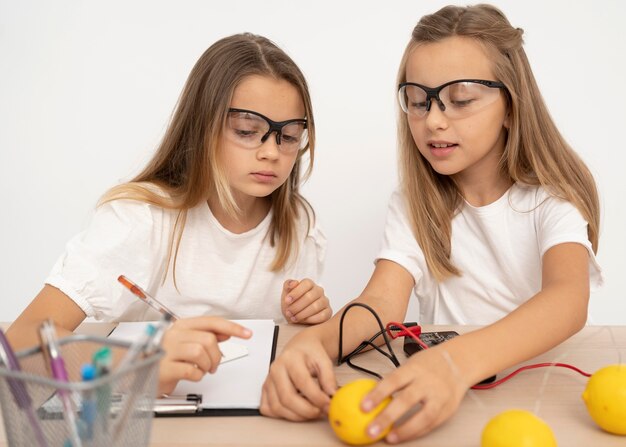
1, 0, 625, 324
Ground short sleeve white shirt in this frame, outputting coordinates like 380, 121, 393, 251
46, 198, 326, 323
377, 184, 603, 325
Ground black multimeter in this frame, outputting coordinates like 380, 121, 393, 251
403, 330, 497, 385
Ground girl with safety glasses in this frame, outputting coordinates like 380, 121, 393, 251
261, 4, 601, 443
7, 33, 330, 395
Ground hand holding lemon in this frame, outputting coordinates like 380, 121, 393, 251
328, 378, 392, 445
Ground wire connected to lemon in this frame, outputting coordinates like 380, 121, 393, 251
328, 378, 392, 445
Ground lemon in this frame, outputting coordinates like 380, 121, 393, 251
328, 378, 392, 445
481, 409, 557, 447
582, 364, 626, 435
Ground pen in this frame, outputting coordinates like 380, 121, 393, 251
112, 314, 172, 442
118, 275, 180, 320
92, 346, 112, 437
118, 275, 223, 357
79, 364, 97, 444
0, 329, 49, 447
39, 320, 83, 447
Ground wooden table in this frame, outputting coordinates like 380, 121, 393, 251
1, 323, 625, 446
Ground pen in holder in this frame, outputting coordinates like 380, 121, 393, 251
111, 314, 172, 443
39, 320, 83, 447
0, 329, 48, 447
0, 333, 163, 447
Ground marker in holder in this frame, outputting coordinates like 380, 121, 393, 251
0, 334, 163, 447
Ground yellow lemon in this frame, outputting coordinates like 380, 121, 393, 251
328, 378, 392, 445
481, 409, 557, 447
582, 364, 626, 435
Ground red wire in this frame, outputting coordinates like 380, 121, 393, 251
386, 321, 429, 350
471, 362, 591, 390
385, 321, 591, 389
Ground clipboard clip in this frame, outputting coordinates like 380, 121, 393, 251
154, 393, 203, 414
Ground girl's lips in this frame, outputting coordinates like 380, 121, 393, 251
251, 172, 277, 183
429, 143, 457, 157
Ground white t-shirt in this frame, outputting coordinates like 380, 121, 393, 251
377, 184, 603, 325
46, 198, 326, 323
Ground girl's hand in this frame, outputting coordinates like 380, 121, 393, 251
361, 347, 469, 443
157, 316, 252, 395
260, 329, 337, 420
281, 278, 332, 324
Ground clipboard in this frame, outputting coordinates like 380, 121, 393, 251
155, 323, 279, 417
109, 319, 279, 417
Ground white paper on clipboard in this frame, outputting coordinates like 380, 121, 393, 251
108, 322, 249, 365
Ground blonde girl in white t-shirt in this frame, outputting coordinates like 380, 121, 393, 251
260, 4, 601, 443
8, 33, 331, 394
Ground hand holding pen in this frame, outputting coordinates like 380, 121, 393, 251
155, 316, 253, 394
117, 274, 252, 395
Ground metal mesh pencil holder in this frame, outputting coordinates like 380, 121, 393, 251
0, 334, 163, 447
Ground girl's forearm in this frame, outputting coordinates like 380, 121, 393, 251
437, 285, 588, 388
314, 260, 414, 360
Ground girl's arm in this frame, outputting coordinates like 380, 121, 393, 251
365, 242, 590, 443
261, 259, 415, 420
6, 285, 86, 349
6, 285, 252, 396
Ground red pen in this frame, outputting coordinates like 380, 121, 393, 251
118, 275, 180, 321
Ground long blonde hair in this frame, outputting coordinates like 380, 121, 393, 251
100, 33, 316, 280
397, 4, 599, 281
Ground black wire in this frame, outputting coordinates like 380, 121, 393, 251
346, 357, 383, 379
348, 324, 415, 359
337, 303, 401, 378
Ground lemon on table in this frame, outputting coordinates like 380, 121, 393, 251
328, 378, 392, 445
582, 364, 626, 435
481, 409, 557, 447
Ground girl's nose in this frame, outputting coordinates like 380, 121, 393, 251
424, 100, 449, 131
257, 133, 281, 159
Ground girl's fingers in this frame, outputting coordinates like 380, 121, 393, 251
366, 387, 427, 442
283, 279, 331, 323
364, 351, 465, 443
261, 377, 311, 421
363, 369, 414, 411
288, 292, 330, 323
173, 316, 252, 339
284, 278, 314, 303
287, 287, 321, 314
385, 398, 450, 443
163, 328, 224, 373
297, 305, 332, 324
159, 316, 255, 390
265, 366, 323, 420
281, 279, 299, 309
158, 360, 205, 394
261, 340, 335, 421
164, 341, 214, 372
306, 353, 338, 397
283, 279, 298, 294
286, 362, 332, 411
